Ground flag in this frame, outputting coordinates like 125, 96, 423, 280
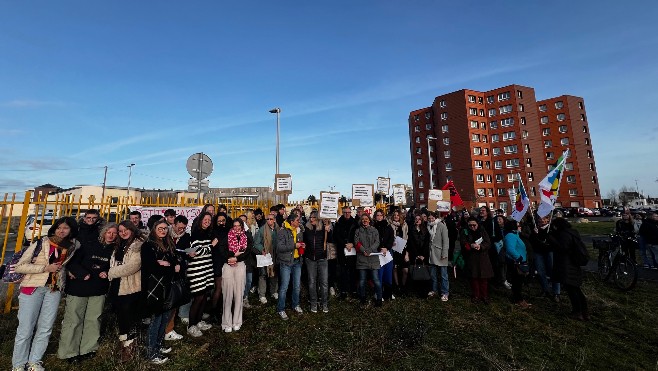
441, 180, 464, 208
537, 149, 569, 217
510, 175, 530, 222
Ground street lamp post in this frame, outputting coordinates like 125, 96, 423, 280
269, 108, 281, 175
126, 163, 135, 198
427, 136, 437, 195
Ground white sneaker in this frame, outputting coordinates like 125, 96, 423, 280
160, 347, 172, 354
322, 305, 329, 313
329, 287, 336, 296
427, 291, 437, 298
293, 306, 304, 314
150, 356, 169, 365
224, 327, 233, 333
180, 317, 189, 325
250, 286, 257, 294
233, 325, 241, 331
243, 298, 252, 308
259, 296, 268, 304
272, 293, 279, 300
391, 294, 396, 300
26, 362, 45, 371
310, 304, 318, 313
197, 320, 212, 331
441, 294, 449, 302
187, 325, 202, 337
278, 311, 289, 320
164, 330, 183, 341
504, 281, 512, 290
202, 313, 210, 320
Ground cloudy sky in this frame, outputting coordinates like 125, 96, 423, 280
1, 1, 657, 200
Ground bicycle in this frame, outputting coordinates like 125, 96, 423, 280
595, 233, 638, 291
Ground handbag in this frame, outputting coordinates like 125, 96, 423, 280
409, 258, 431, 281
164, 275, 191, 311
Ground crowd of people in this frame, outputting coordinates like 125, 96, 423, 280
11, 203, 657, 371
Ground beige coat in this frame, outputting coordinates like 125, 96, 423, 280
108, 239, 143, 296
15, 237, 79, 289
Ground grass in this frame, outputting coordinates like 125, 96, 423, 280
2, 272, 658, 370
570, 220, 616, 236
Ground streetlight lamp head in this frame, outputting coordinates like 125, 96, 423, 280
269, 108, 281, 114
427, 136, 437, 140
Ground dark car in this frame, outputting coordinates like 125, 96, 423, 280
600, 208, 620, 217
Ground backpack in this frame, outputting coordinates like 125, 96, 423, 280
567, 230, 589, 266
2, 239, 44, 283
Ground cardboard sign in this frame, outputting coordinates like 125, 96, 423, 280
275, 174, 292, 194
352, 184, 374, 207
427, 190, 451, 212
393, 184, 406, 206
319, 191, 340, 220
376, 177, 390, 195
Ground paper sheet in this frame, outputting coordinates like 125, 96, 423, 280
379, 251, 394, 267
344, 248, 356, 256
392, 236, 407, 254
256, 253, 273, 267
184, 246, 198, 254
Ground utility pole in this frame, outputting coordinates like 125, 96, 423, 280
101, 165, 108, 204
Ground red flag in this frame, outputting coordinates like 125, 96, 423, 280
441, 180, 464, 207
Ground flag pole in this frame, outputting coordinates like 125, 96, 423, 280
546, 148, 569, 231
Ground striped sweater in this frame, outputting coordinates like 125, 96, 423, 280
187, 232, 215, 294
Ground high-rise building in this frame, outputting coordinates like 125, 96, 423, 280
408, 84, 601, 212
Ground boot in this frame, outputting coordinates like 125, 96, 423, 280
120, 338, 135, 363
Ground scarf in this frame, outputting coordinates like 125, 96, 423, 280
47, 236, 71, 291
227, 228, 247, 254
284, 221, 299, 259
263, 225, 275, 277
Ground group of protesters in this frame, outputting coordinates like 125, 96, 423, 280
10, 201, 617, 371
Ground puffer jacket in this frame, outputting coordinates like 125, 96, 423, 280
354, 225, 380, 270
303, 221, 332, 261
277, 225, 302, 266
108, 239, 143, 296
15, 237, 80, 290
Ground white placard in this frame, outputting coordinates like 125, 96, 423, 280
319, 192, 340, 220
435, 201, 451, 212
344, 247, 357, 256
131, 206, 202, 233
352, 184, 374, 207
257, 253, 274, 267
376, 177, 390, 195
392, 236, 407, 254
393, 185, 406, 205
428, 189, 444, 201
379, 251, 394, 267
276, 175, 292, 192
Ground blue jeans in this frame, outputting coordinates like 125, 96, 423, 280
647, 244, 658, 267
305, 258, 328, 307
378, 261, 393, 285
277, 261, 302, 312
12, 288, 62, 368
429, 265, 449, 295
358, 269, 382, 303
535, 252, 561, 295
244, 271, 253, 300
178, 300, 192, 319
147, 309, 171, 360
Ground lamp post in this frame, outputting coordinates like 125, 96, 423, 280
426, 136, 437, 195
269, 108, 281, 175
126, 163, 135, 198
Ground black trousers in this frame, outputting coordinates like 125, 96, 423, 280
564, 283, 588, 315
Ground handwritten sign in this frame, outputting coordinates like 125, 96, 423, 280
131, 206, 203, 232
275, 173, 292, 194
352, 184, 374, 207
319, 192, 340, 220
376, 177, 390, 195
393, 184, 406, 205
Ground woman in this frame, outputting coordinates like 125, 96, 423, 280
530, 214, 560, 302
221, 220, 251, 331
276, 213, 304, 320
186, 212, 216, 337
504, 219, 531, 309
209, 212, 229, 322
428, 214, 450, 301
303, 211, 332, 313
354, 214, 383, 306
549, 217, 589, 321
460, 217, 493, 304
12, 217, 79, 371
141, 219, 180, 364
406, 215, 430, 297
373, 210, 394, 301
494, 215, 511, 289
201, 204, 216, 217
58, 223, 117, 363
241, 213, 258, 308
254, 212, 278, 304
388, 210, 408, 296
107, 220, 145, 362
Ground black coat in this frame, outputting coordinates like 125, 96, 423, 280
549, 226, 584, 287
334, 216, 358, 262
373, 220, 394, 250
77, 221, 102, 248
65, 240, 115, 297
639, 219, 658, 245
460, 226, 493, 279
407, 225, 430, 262
141, 239, 179, 316
303, 222, 330, 261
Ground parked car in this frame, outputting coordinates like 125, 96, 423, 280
600, 208, 621, 217
591, 208, 602, 216
23, 214, 54, 245
577, 207, 594, 217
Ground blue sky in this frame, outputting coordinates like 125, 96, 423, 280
1, 1, 657, 201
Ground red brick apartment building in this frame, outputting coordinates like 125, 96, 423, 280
409, 84, 602, 212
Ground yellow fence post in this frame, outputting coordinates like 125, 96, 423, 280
4, 191, 32, 314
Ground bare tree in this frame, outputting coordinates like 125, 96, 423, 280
618, 185, 633, 206
606, 188, 618, 206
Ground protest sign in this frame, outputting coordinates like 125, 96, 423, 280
319, 192, 340, 220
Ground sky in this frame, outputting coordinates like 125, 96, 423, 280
1, 1, 657, 201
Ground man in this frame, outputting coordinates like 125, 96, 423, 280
477, 206, 508, 289
639, 212, 658, 269
275, 204, 286, 228
164, 215, 191, 341
254, 208, 266, 228
164, 209, 177, 226
254, 212, 278, 304
334, 206, 358, 300
78, 209, 104, 247
276, 213, 304, 320
443, 210, 459, 261
129, 210, 148, 234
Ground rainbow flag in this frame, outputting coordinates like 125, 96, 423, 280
537, 149, 569, 217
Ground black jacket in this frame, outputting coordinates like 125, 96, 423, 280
374, 220, 394, 250
303, 222, 331, 261
65, 240, 115, 297
141, 239, 179, 316
333, 216, 358, 262
549, 220, 583, 286
407, 225, 430, 262
77, 221, 103, 249
639, 219, 658, 245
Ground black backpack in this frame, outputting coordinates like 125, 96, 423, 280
567, 230, 589, 266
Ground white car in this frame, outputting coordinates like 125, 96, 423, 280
23, 214, 54, 245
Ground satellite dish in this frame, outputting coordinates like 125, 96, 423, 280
186, 153, 213, 180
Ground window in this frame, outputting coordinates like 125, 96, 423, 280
587, 150, 592, 158
479, 109, 485, 117
488, 108, 496, 117
555, 101, 564, 109
486, 95, 494, 104
419, 181, 424, 188
474, 160, 483, 169
557, 113, 566, 121
476, 174, 484, 182
585, 138, 590, 145
583, 126, 588, 133
569, 189, 578, 197
540, 116, 549, 124
417, 170, 423, 177
414, 125, 420, 132
482, 135, 488, 143
425, 124, 432, 130
468, 95, 476, 103
527, 172, 534, 181
480, 122, 486, 129
470, 120, 479, 128
499, 105, 513, 114
581, 114, 586, 121
546, 152, 554, 160
578, 102, 583, 109
416, 158, 422, 165
504, 145, 518, 154
539, 104, 547, 112
521, 117, 526, 125
416, 147, 422, 154
415, 136, 421, 143
558, 125, 567, 133
567, 175, 576, 183
560, 138, 569, 146
441, 124, 449, 133
544, 140, 552, 148
429, 145, 434, 152
505, 158, 520, 168
501, 118, 514, 127
592, 176, 597, 183
419, 193, 425, 200
469, 108, 477, 115
444, 150, 451, 158
445, 163, 452, 171
497, 188, 506, 196
492, 147, 501, 156
414, 115, 420, 122
495, 174, 504, 183
472, 134, 480, 142
440, 100, 446, 108
485, 161, 490, 169
443, 137, 449, 145
489, 120, 498, 129
517, 90, 523, 98
477, 188, 485, 197
498, 91, 511, 101
486, 174, 492, 183
494, 160, 502, 169
491, 134, 499, 142
488, 188, 494, 197
441, 112, 448, 120
542, 128, 550, 136
473, 147, 482, 155
507, 174, 515, 182
518, 104, 524, 112
589, 163, 594, 170
526, 158, 532, 167
565, 162, 574, 171
522, 130, 529, 139
425, 112, 431, 119
478, 96, 483, 104
483, 148, 489, 155
502, 131, 516, 141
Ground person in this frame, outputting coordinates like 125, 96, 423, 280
201, 204, 216, 217
638, 212, 658, 269
494, 215, 511, 290
186, 212, 216, 337
633, 213, 651, 268
406, 215, 430, 296
107, 220, 145, 362
209, 212, 229, 322
254, 208, 266, 228
57, 223, 117, 363
129, 210, 148, 234
354, 214, 382, 307
303, 211, 332, 313
504, 220, 531, 309
141, 219, 180, 364
165, 215, 191, 341
334, 206, 358, 300
428, 214, 450, 301
530, 214, 560, 302
275, 204, 287, 228
254, 212, 279, 304
444, 210, 459, 261
164, 209, 177, 227
77, 209, 104, 247
220, 219, 250, 332
12, 217, 80, 371
242, 211, 259, 307
549, 217, 589, 321
616, 211, 637, 263
388, 210, 409, 296
460, 217, 493, 304
479, 206, 504, 288
276, 213, 304, 320
373, 209, 394, 301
